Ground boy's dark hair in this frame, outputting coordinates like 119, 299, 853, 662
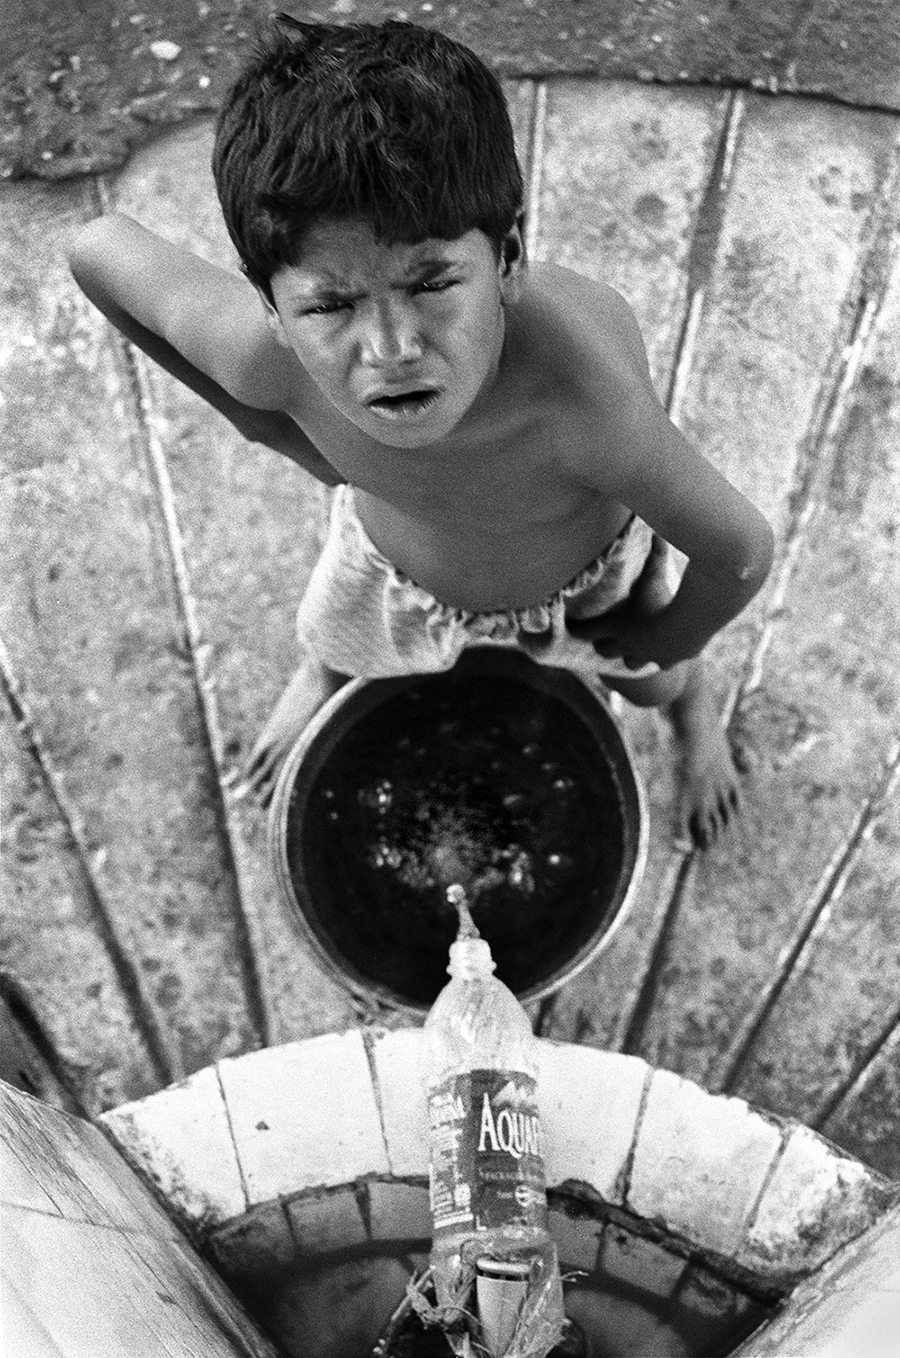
212, 15, 523, 303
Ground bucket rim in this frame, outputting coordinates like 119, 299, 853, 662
268, 649, 648, 1013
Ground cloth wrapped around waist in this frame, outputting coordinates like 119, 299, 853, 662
295, 483, 680, 681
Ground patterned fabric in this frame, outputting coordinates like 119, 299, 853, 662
295, 483, 679, 681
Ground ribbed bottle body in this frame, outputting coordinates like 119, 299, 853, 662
424, 937, 565, 1355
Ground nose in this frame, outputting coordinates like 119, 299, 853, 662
359, 298, 422, 367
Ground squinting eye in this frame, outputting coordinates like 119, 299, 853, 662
303, 301, 351, 316
416, 279, 456, 295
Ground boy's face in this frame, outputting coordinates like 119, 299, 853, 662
268, 219, 521, 449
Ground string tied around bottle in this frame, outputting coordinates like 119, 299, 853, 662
405, 1252, 568, 1358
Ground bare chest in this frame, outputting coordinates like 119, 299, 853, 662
304, 418, 627, 611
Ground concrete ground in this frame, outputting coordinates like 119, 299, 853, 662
2, 2, 899, 1184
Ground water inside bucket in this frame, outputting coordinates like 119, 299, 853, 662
283, 662, 633, 1007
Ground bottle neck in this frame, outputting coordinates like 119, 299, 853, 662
447, 937, 496, 981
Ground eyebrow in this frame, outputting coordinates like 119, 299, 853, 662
409, 257, 459, 278
288, 256, 462, 301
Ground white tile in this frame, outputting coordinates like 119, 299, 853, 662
739, 1123, 885, 1283
367, 1028, 429, 1177
217, 1033, 389, 1202
627, 1069, 781, 1258
101, 1064, 247, 1228
538, 1043, 649, 1202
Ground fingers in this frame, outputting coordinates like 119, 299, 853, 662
592, 639, 622, 658
566, 616, 609, 643
567, 603, 630, 643
231, 743, 281, 808
569, 615, 654, 668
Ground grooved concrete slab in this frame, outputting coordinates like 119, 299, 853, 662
0, 718, 161, 1113
823, 1025, 900, 1187
109, 121, 359, 1048
671, 95, 895, 534
0, 180, 268, 1084
542, 91, 900, 1162
532, 80, 729, 394
638, 162, 900, 1093
720, 260, 900, 1138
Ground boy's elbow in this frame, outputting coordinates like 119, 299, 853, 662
66, 213, 132, 278
736, 515, 775, 592
66, 217, 110, 281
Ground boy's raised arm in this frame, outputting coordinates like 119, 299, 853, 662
575, 381, 775, 671
67, 213, 342, 485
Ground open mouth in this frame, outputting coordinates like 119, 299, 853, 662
367, 389, 440, 418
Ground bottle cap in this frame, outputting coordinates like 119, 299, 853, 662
448, 937, 495, 979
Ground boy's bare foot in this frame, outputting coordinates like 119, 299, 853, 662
668, 662, 740, 851
606, 657, 741, 851
236, 659, 347, 806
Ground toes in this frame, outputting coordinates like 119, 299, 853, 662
685, 779, 743, 850
717, 791, 733, 829
715, 782, 742, 834
688, 809, 711, 851
252, 761, 280, 807
231, 746, 282, 806
243, 744, 270, 780
684, 792, 725, 850
730, 740, 752, 776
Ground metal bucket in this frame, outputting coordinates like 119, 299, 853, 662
269, 647, 647, 1015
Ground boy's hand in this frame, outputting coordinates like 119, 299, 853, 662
567, 600, 703, 672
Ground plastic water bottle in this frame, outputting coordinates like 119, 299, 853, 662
423, 886, 566, 1357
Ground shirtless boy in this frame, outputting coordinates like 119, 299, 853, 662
68, 17, 774, 849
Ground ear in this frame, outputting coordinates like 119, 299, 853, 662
256, 287, 293, 349
498, 215, 526, 303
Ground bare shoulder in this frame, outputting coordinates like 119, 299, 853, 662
525, 263, 652, 383
509, 263, 671, 494
515, 263, 658, 443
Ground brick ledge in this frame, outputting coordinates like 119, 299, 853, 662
99, 1029, 895, 1290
